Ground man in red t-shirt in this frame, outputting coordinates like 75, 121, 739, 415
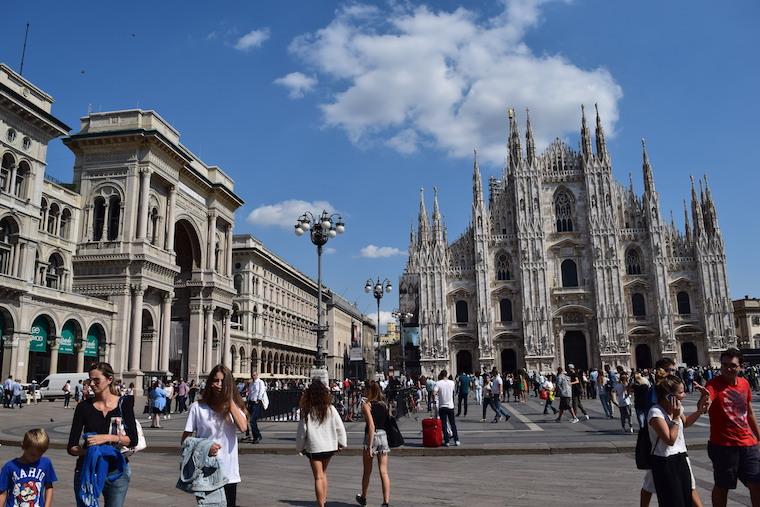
706, 347, 760, 507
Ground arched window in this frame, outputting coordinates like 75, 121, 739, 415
93, 197, 106, 241
500, 298, 513, 322
626, 248, 643, 275
631, 293, 646, 317
0, 153, 13, 193
47, 203, 59, 235
231, 304, 242, 329
234, 274, 243, 294
0, 217, 19, 276
455, 300, 469, 323
107, 195, 120, 241
561, 259, 578, 287
677, 291, 691, 315
14, 161, 30, 198
46, 253, 63, 289
59, 208, 72, 240
496, 253, 512, 281
555, 190, 574, 232
149, 207, 159, 245
39, 198, 48, 231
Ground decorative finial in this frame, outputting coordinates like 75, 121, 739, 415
507, 107, 514, 119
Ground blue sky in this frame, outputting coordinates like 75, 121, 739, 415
3, 0, 758, 326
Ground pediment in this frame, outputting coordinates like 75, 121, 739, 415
448, 288, 470, 299
669, 276, 692, 287
624, 278, 650, 290
549, 238, 583, 252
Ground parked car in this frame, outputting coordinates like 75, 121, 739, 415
38, 373, 90, 401
20, 383, 41, 402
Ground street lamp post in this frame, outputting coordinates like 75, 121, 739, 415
295, 211, 345, 376
365, 277, 392, 379
392, 310, 413, 377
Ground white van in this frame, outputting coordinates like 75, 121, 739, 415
39, 373, 90, 401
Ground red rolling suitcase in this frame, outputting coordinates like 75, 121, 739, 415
422, 417, 443, 447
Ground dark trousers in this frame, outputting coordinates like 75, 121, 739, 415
247, 401, 262, 440
177, 395, 187, 413
651, 453, 692, 507
456, 392, 468, 416
3, 390, 10, 408
224, 483, 237, 507
64, 393, 71, 408
482, 396, 492, 420
439, 407, 459, 444
543, 398, 557, 414
572, 394, 587, 415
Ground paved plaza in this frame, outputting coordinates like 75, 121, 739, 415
0, 392, 758, 505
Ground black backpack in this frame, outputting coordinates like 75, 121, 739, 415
635, 426, 659, 470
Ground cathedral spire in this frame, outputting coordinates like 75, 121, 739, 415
594, 103, 609, 161
417, 187, 430, 242
473, 149, 484, 205
642, 138, 656, 196
507, 107, 522, 168
690, 175, 705, 236
683, 199, 692, 242
580, 104, 592, 159
525, 108, 536, 166
703, 174, 720, 236
432, 186, 444, 243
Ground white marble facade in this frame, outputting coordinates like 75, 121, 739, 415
401, 107, 735, 377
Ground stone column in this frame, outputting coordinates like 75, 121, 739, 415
11, 243, 20, 278
76, 340, 85, 373
49, 338, 60, 375
165, 185, 176, 252
226, 225, 233, 276
188, 305, 204, 381
8, 164, 17, 194
83, 205, 92, 242
102, 200, 110, 241
117, 204, 125, 241
223, 311, 231, 367
206, 213, 217, 271
160, 292, 173, 373
136, 169, 151, 240
129, 286, 144, 372
16, 243, 25, 280
204, 306, 214, 374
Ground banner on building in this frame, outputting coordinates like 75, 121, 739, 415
350, 320, 363, 361
84, 333, 99, 357
350, 347, 363, 361
29, 322, 47, 353
402, 327, 420, 347
59, 329, 75, 355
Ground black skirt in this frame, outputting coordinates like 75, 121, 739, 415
651, 452, 692, 507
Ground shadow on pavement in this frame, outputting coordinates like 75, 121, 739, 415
279, 501, 357, 507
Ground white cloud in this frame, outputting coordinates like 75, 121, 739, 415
274, 72, 318, 99
246, 199, 336, 229
368, 311, 396, 327
234, 28, 270, 51
324, 247, 337, 255
288, 0, 622, 165
360, 245, 406, 258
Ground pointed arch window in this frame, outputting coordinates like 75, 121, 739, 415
500, 298, 513, 322
626, 248, 643, 275
496, 253, 512, 281
555, 191, 574, 232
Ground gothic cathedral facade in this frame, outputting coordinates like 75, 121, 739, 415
400, 107, 735, 377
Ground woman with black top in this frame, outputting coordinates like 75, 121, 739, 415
67, 362, 138, 507
356, 381, 391, 507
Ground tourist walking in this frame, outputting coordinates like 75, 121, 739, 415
356, 381, 392, 507
11, 379, 22, 409
245, 372, 268, 444
705, 348, 760, 507
474, 373, 483, 405
456, 371, 470, 417
434, 370, 460, 446
542, 374, 558, 415
147, 380, 166, 429
176, 378, 188, 413
612, 372, 634, 433
597, 370, 613, 419
555, 367, 578, 423
2, 375, 12, 408
480, 373, 493, 422
182, 365, 248, 507
63, 380, 72, 408
163, 381, 174, 418
489, 368, 511, 423
74, 379, 83, 404
568, 364, 589, 420
631, 373, 651, 431
647, 374, 708, 507
296, 376, 347, 507
67, 362, 138, 507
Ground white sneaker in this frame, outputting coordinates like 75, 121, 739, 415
584, 414, 590, 420
455, 440, 461, 446
571, 418, 580, 423
629, 427, 635, 433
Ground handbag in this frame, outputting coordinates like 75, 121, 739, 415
539, 389, 548, 400
635, 425, 659, 470
384, 415, 404, 448
115, 396, 148, 456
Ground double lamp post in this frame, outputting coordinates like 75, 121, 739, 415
365, 277, 392, 379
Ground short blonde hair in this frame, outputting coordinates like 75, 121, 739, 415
22, 428, 49, 452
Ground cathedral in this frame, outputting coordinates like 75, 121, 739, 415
399, 106, 735, 377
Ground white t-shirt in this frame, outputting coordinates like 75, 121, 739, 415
491, 375, 504, 396
434, 379, 455, 409
184, 402, 241, 483
614, 382, 632, 407
647, 404, 687, 457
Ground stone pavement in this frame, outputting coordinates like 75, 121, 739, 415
0, 447, 752, 506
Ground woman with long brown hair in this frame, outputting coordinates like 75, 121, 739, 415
295, 377, 347, 507
182, 365, 248, 507
356, 381, 391, 507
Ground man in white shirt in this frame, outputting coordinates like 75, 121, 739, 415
433, 370, 460, 447
489, 368, 511, 423
245, 372, 268, 443
3, 375, 13, 408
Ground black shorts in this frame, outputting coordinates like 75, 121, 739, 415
303, 451, 335, 460
559, 397, 572, 410
151, 406, 164, 414
707, 442, 760, 489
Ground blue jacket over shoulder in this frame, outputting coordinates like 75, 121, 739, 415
176, 436, 228, 506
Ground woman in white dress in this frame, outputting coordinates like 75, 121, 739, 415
182, 365, 248, 507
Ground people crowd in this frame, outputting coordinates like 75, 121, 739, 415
5, 346, 760, 506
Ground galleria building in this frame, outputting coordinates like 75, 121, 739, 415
400, 108, 736, 377
0, 64, 374, 392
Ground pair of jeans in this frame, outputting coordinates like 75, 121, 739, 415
64, 393, 71, 408
439, 407, 459, 444
491, 397, 510, 420
177, 395, 187, 413
475, 389, 482, 405
247, 401, 263, 440
75, 463, 131, 507
543, 398, 557, 414
618, 404, 632, 429
456, 393, 468, 416
635, 407, 647, 430
598, 392, 613, 418
482, 396, 492, 420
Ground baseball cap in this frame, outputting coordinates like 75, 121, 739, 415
568, 363, 575, 369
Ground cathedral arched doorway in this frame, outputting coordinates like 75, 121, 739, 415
501, 348, 517, 374
456, 350, 472, 374
562, 331, 588, 371
635, 344, 653, 369
681, 342, 698, 367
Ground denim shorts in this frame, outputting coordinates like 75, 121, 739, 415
364, 429, 390, 454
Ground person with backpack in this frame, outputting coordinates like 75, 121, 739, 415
356, 381, 392, 507
455, 371, 470, 417
646, 374, 708, 507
